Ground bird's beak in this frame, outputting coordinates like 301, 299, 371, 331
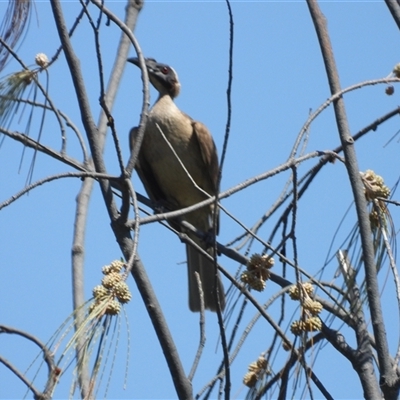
128, 57, 159, 72
128, 57, 158, 70
127, 57, 140, 67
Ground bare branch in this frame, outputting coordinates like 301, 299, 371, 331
307, 1, 394, 398
188, 272, 206, 382
0, 171, 119, 210
0, 127, 85, 171
385, 0, 400, 30
0, 324, 58, 399
129, 150, 338, 229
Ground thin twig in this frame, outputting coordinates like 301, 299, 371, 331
0, 356, 44, 399
129, 150, 337, 229
89, 0, 149, 178
0, 171, 118, 210
188, 272, 206, 382
290, 76, 400, 160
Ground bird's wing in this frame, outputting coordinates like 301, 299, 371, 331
129, 127, 168, 204
191, 121, 219, 193
191, 120, 220, 234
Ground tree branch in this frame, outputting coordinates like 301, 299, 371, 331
307, 1, 396, 398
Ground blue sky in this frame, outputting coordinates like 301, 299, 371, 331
1, 1, 400, 399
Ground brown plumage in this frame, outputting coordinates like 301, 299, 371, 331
128, 57, 225, 312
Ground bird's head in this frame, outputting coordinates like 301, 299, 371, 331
128, 57, 181, 99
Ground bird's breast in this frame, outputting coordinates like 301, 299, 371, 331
142, 101, 213, 209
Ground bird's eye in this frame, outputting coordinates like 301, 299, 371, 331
161, 66, 169, 74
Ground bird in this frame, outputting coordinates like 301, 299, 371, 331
128, 57, 225, 312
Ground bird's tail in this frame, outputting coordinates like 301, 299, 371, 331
186, 238, 225, 312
